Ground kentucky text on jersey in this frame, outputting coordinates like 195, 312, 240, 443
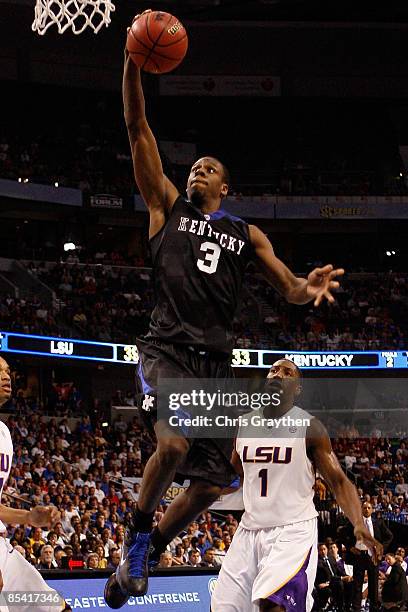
177, 217, 246, 255
242, 446, 293, 464
148, 197, 251, 353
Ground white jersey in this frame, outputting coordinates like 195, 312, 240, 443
0, 421, 13, 532
236, 405, 318, 529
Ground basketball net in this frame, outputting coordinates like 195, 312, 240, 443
32, 0, 115, 35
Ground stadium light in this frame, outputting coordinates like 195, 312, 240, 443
63, 242, 76, 252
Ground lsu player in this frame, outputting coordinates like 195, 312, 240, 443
0, 356, 69, 612
211, 359, 382, 612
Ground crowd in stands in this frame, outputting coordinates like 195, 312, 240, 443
0, 125, 135, 196
1, 88, 407, 198
244, 271, 408, 351
1, 126, 407, 197
1, 261, 407, 349
0, 397, 239, 572
317, 437, 408, 519
0, 263, 154, 343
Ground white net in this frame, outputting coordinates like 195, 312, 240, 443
32, 0, 115, 35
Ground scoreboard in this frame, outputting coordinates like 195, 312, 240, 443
231, 349, 408, 369
0, 331, 139, 365
0, 331, 407, 369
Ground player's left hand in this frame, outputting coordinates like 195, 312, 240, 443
354, 524, 383, 564
28, 505, 61, 528
306, 264, 344, 307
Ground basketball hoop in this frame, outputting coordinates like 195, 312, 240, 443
32, 0, 115, 35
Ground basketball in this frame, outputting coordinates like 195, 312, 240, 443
126, 11, 188, 74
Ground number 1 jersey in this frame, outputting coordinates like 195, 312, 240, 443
236, 406, 318, 529
147, 196, 253, 354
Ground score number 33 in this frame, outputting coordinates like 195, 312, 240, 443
197, 242, 221, 275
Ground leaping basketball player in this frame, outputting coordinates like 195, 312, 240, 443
0, 356, 69, 612
211, 359, 382, 612
104, 11, 345, 607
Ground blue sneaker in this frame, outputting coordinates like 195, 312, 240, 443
116, 529, 153, 597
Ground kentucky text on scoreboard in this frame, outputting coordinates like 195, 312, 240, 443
0, 332, 407, 369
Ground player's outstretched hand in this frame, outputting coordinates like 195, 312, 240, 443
306, 264, 344, 307
126, 8, 152, 36
354, 524, 383, 564
131, 8, 152, 24
28, 505, 61, 528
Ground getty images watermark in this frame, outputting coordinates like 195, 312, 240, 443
168, 389, 310, 429
168, 411, 311, 430
168, 389, 282, 411
157, 379, 312, 438
156, 377, 408, 439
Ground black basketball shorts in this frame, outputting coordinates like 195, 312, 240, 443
135, 337, 236, 488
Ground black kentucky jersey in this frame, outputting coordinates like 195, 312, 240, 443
147, 196, 253, 354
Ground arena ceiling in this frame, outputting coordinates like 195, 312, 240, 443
122, 0, 408, 23
3, 0, 408, 24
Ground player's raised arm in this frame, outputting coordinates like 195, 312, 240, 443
123, 12, 179, 236
249, 224, 344, 306
307, 419, 383, 563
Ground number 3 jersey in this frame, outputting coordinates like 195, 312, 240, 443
236, 406, 318, 529
0, 421, 13, 532
148, 196, 253, 354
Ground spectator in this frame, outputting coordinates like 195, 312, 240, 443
37, 544, 57, 570
107, 548, 121, 571
200, 547, 220, 568
315, 543, 345, 612
188, 549, 201, 568
213, 539, 227, 566
158, 551, 173, 568
171, 544, 186, 566
86, 552, 100, 570
95, 544, 108, 569
54, 548, 66, 569
29, 527, 45, 549
381, 554, 408, 609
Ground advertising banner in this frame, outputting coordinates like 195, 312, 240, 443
47, 574, 218, 611
275, 200, 408, 219
127, 477, 244, 511
89, 194, 123, 209
159, 75, 281, 97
